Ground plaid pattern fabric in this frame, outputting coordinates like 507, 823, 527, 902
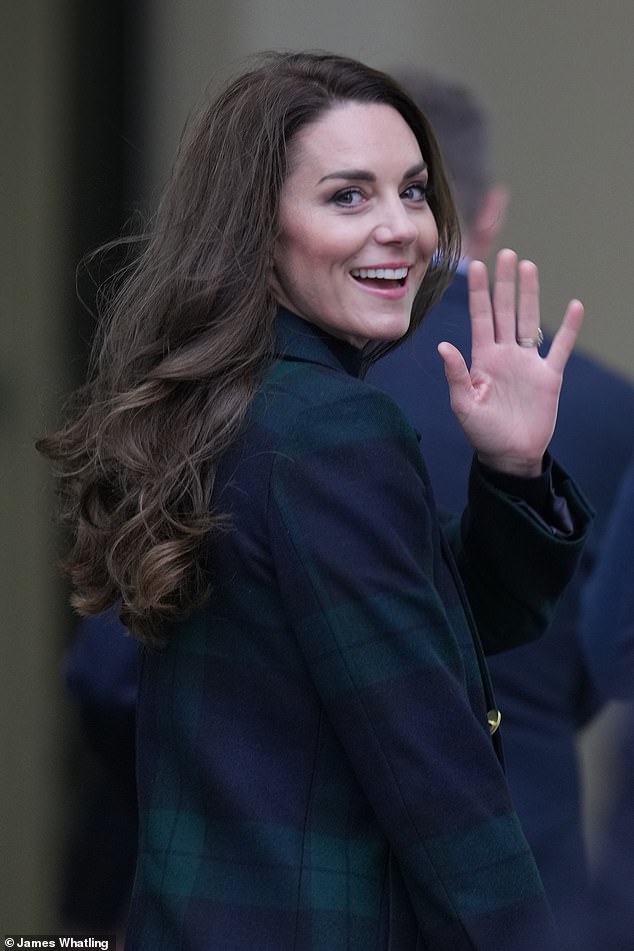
125, 309, 591, 950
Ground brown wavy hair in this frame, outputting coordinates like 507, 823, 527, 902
37, 50, 460, 645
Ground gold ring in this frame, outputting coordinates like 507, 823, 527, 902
517, 328, 544, 348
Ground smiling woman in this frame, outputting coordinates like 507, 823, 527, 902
36, 51, 591, 951
270, 102, 438, 347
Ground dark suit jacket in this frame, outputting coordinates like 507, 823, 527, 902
580, 454, 634, 699
125, 308, 590, 951
584, 707, 634, 951
369, 272, 634, 933
579, 457, 634, 951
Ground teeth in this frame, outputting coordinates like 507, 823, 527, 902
351, 267, 409, 280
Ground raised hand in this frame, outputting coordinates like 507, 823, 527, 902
437, 249, 584, 477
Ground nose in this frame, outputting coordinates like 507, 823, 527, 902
373, 196, 418, 246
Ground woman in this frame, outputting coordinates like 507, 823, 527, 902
39, 52, 591, 950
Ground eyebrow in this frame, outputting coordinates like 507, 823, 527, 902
317, 160, 427, 185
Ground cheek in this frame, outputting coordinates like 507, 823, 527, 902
424, 214, 439, 253
275, 209, 360, 285
275, 243, 312, 291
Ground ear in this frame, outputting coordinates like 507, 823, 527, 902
466, 185, 509, 261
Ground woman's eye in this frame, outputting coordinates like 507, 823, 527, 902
401, 182, 428, 202
332, 188, 365, 207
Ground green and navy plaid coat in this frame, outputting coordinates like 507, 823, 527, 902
125, 309, 592, 950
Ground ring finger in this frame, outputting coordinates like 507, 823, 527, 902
516, 259, 541, 347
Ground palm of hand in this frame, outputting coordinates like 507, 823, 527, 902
438, 250, 584, 477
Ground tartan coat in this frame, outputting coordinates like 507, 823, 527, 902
368, 272, 634, 935
125, 308, 592, 951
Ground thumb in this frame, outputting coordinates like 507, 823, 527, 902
438, 342, 473, 409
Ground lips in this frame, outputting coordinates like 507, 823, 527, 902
350, 265, 410, 289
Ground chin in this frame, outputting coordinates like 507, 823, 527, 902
370, 314, 412, 342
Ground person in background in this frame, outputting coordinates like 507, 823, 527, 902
38, 51, 592, 951
579, 455, 634, 950
367, 69, 634, 943
580, 455, 634, 700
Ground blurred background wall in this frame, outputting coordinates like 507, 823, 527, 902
2, 0, 71, 930
2, 0, 632, 931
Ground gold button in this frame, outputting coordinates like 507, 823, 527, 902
487, 708, 502, 735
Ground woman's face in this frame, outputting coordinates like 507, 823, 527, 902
271, 101, 438, 348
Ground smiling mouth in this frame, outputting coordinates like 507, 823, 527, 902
350, 266, 409, 289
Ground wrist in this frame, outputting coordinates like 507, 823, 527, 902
476, 453, 544, 479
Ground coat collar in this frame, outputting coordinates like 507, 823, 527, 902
274, 307, 364, 378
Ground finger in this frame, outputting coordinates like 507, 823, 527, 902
492, 248, 518, 344
516, 260, 540, 344
546, 299, 585, 374
438, 341, 473, 413
468, 260, 495, 350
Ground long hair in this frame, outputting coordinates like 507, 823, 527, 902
37, 50, 460, 645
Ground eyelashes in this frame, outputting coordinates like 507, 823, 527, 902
329, 181, 430, 208
331, 188, 364, 207
401, 182, 429, 202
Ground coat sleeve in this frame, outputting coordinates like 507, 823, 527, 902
442, 455, 593, 655
267, 386, 558, 951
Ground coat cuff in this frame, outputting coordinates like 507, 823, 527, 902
476, 452, 578, 537
458, 455, 594, 654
